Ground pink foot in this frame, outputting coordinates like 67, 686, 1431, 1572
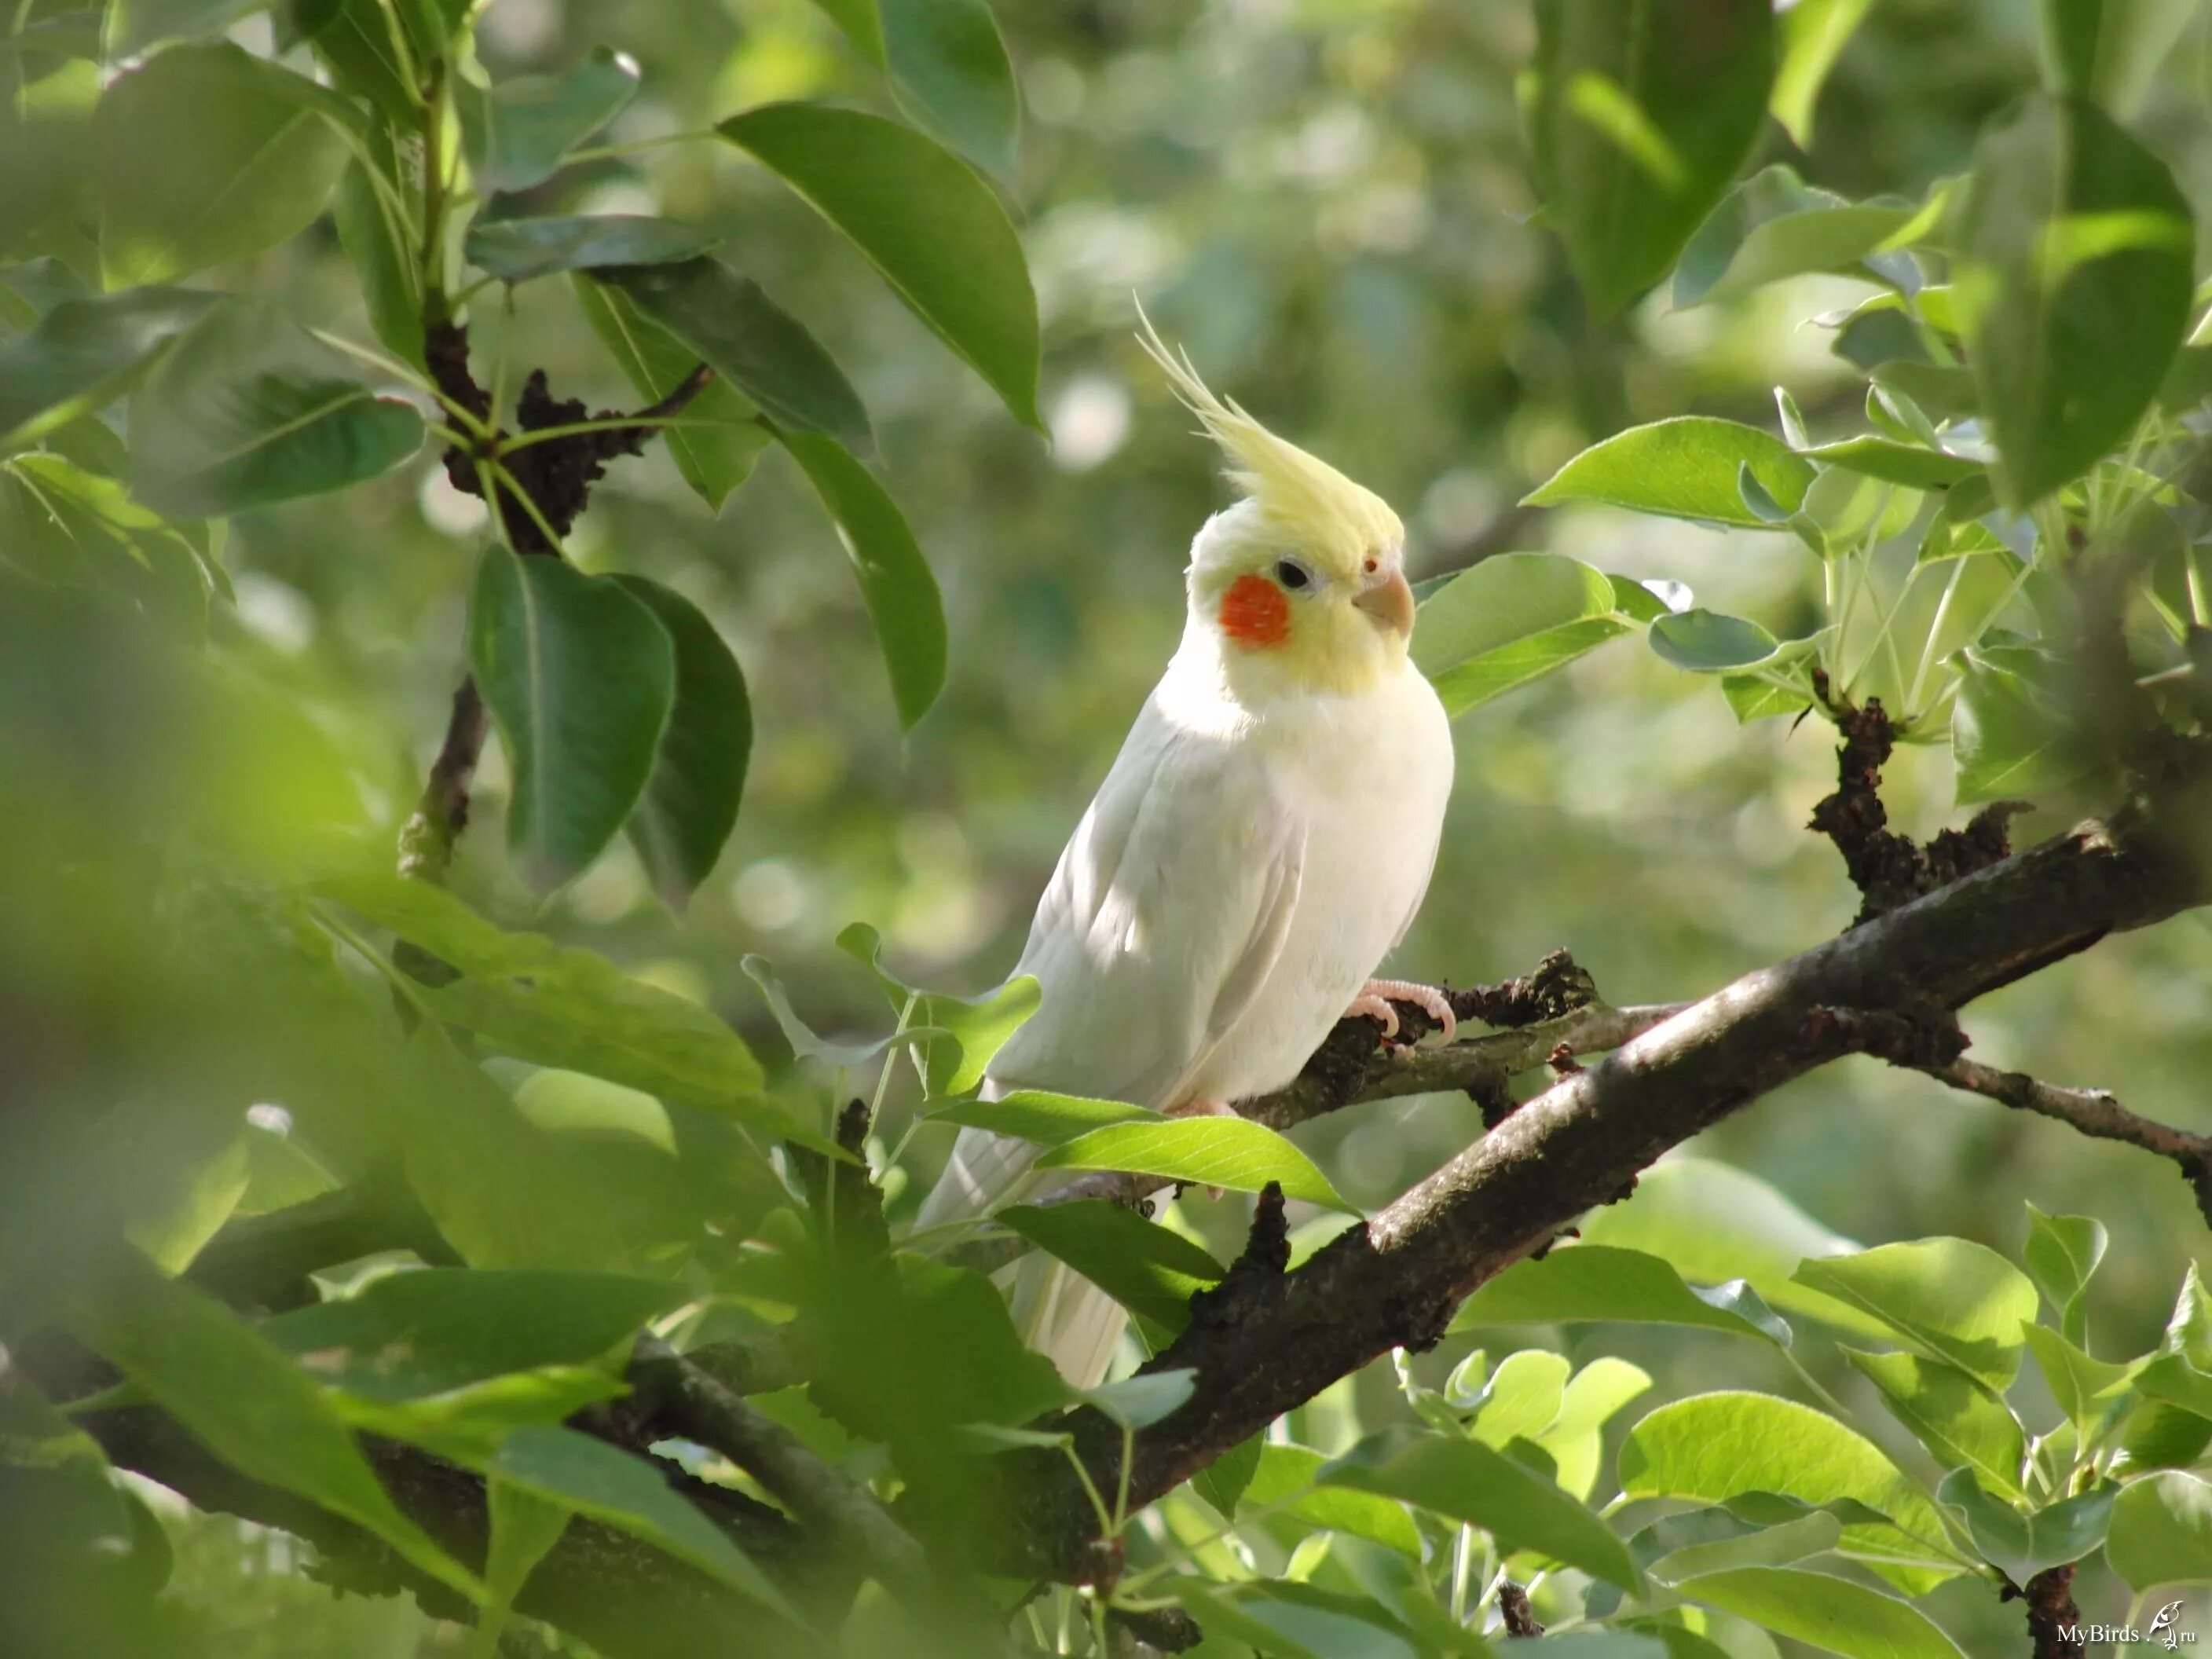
1347, 980, 1458, 1046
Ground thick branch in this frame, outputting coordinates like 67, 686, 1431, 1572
997, 797, 2210, 1579
1918, 1056, 2212, 1226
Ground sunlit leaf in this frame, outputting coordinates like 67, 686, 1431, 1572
1524, 418, 1815, 528
1324, 1430, 1644, 1591
1412, 551, 1635, 716
1451, 1243, 1792, 1346
2105, 1470, 2212, 1591
1953, 93, 2193, 505
1844, 1350, 2027, 1500
1679, 1566, 1966, 1659
1530, 0, 1775, 316
1035, 1118, 1357, 1213
1793, 1239, 2039, 1391
0, 286, 217, 452
1772, 0, 1877, 145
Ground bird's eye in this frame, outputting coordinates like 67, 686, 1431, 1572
1274, 559, 1313, 591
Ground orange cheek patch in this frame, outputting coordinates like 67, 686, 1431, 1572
1218, 573, 1291, 649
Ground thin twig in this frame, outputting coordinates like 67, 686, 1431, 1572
1917, 1057, 2212, 1226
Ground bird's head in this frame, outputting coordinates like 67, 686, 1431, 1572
1141, 317, 1414, 699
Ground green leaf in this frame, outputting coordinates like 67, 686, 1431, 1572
997, 1200, 1224, 1335
1411, 551, 1635, 717
571, 273, 771, 511
718, 102, 1041, 429
1529, 0, 1776, 317
262, 1268, 682, 1400
1771, 0, 1876, 146
1194, 1432, 1263, 1521
2136, 1352, 2212, 1422
1802, 438, 1984, 489
453, 46, 639, 193
593, 258, 873, 456
1844, 1350, 2027, 1501
65, 1254, 476, 1600
0, 452, 215, 632
105, 0, 269, 60
1035, 1118, 1357, 1214
1676, 165, 1915, 308
1450, 1243, 1792, 1346
815, 0, 1021, 180
1648, 1509, 1844, 1584
396, 1028, 628, 1272
1723, 674, 1815, 723
332, 123, 424, 368
2023, 1204, 2108, 1345
1679, 1566, 1965, 1659
1466, 1350, 1569, 1448
2023, 1324, 2133, 1448
467, 547, 676, 892
1536, 1357, 1655, 1501
1650, 610, 1799, 674
294, 0, 419, 126
126, 304, 423, 517
316, 872, 773, 1112
1935, 1467, 2114, 1585
834, 921, 1041, 1093
476, 1481, 569, 1659
2106, 1470, 2212, 1591
1247, 1442, 1422, 1557
1953, 93, 2193, 506
1323, 1430, 1644, 1591
97, 43, 353, 287
0, 286, 217, 452
1951, 643, 2092, 806
1578, 1158, 1883, 1336
2038, 0, 2205, 120
1524, 418, 1815, 529
737, 951, 926, 1069
928, 1090, 1156, 1146
1792, 1238, 2041, 1390
780, 430, 948, 731
1618, 1392, 1957, 1577
465, 214, 719, 285
1168, 1583, 1332, 1659
1083, 1368, 1196, 1430
483, 1425, 797, 1619
609, 577, 749, 910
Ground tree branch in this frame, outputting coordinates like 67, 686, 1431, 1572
1915, 1055, 2212, 1226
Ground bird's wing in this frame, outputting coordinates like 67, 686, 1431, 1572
987, 690, 1307, 1110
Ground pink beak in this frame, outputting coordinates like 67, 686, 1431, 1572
1352, 566, 1415, 638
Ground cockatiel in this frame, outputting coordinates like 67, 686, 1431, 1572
917, 320, 1456, 1386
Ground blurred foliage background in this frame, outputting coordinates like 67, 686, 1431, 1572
7, 0, 2212, 1652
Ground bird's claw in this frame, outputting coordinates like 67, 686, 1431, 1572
1350, 979, 1457, 1047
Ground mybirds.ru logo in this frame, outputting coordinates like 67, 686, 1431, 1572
2058, 1600, 2194, 1651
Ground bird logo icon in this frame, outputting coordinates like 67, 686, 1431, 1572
2151, 1600, 2186, 1653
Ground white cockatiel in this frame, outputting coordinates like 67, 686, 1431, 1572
917, 322, 1457, 1386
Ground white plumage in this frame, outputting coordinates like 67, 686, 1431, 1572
917, 332, 1456, 1387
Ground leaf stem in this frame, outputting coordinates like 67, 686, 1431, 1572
496, 414, 729, 452
561, 128, 721, 168
1908, 558, 1968, 715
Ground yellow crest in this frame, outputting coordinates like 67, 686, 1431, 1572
1136, 306, 1401, 575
